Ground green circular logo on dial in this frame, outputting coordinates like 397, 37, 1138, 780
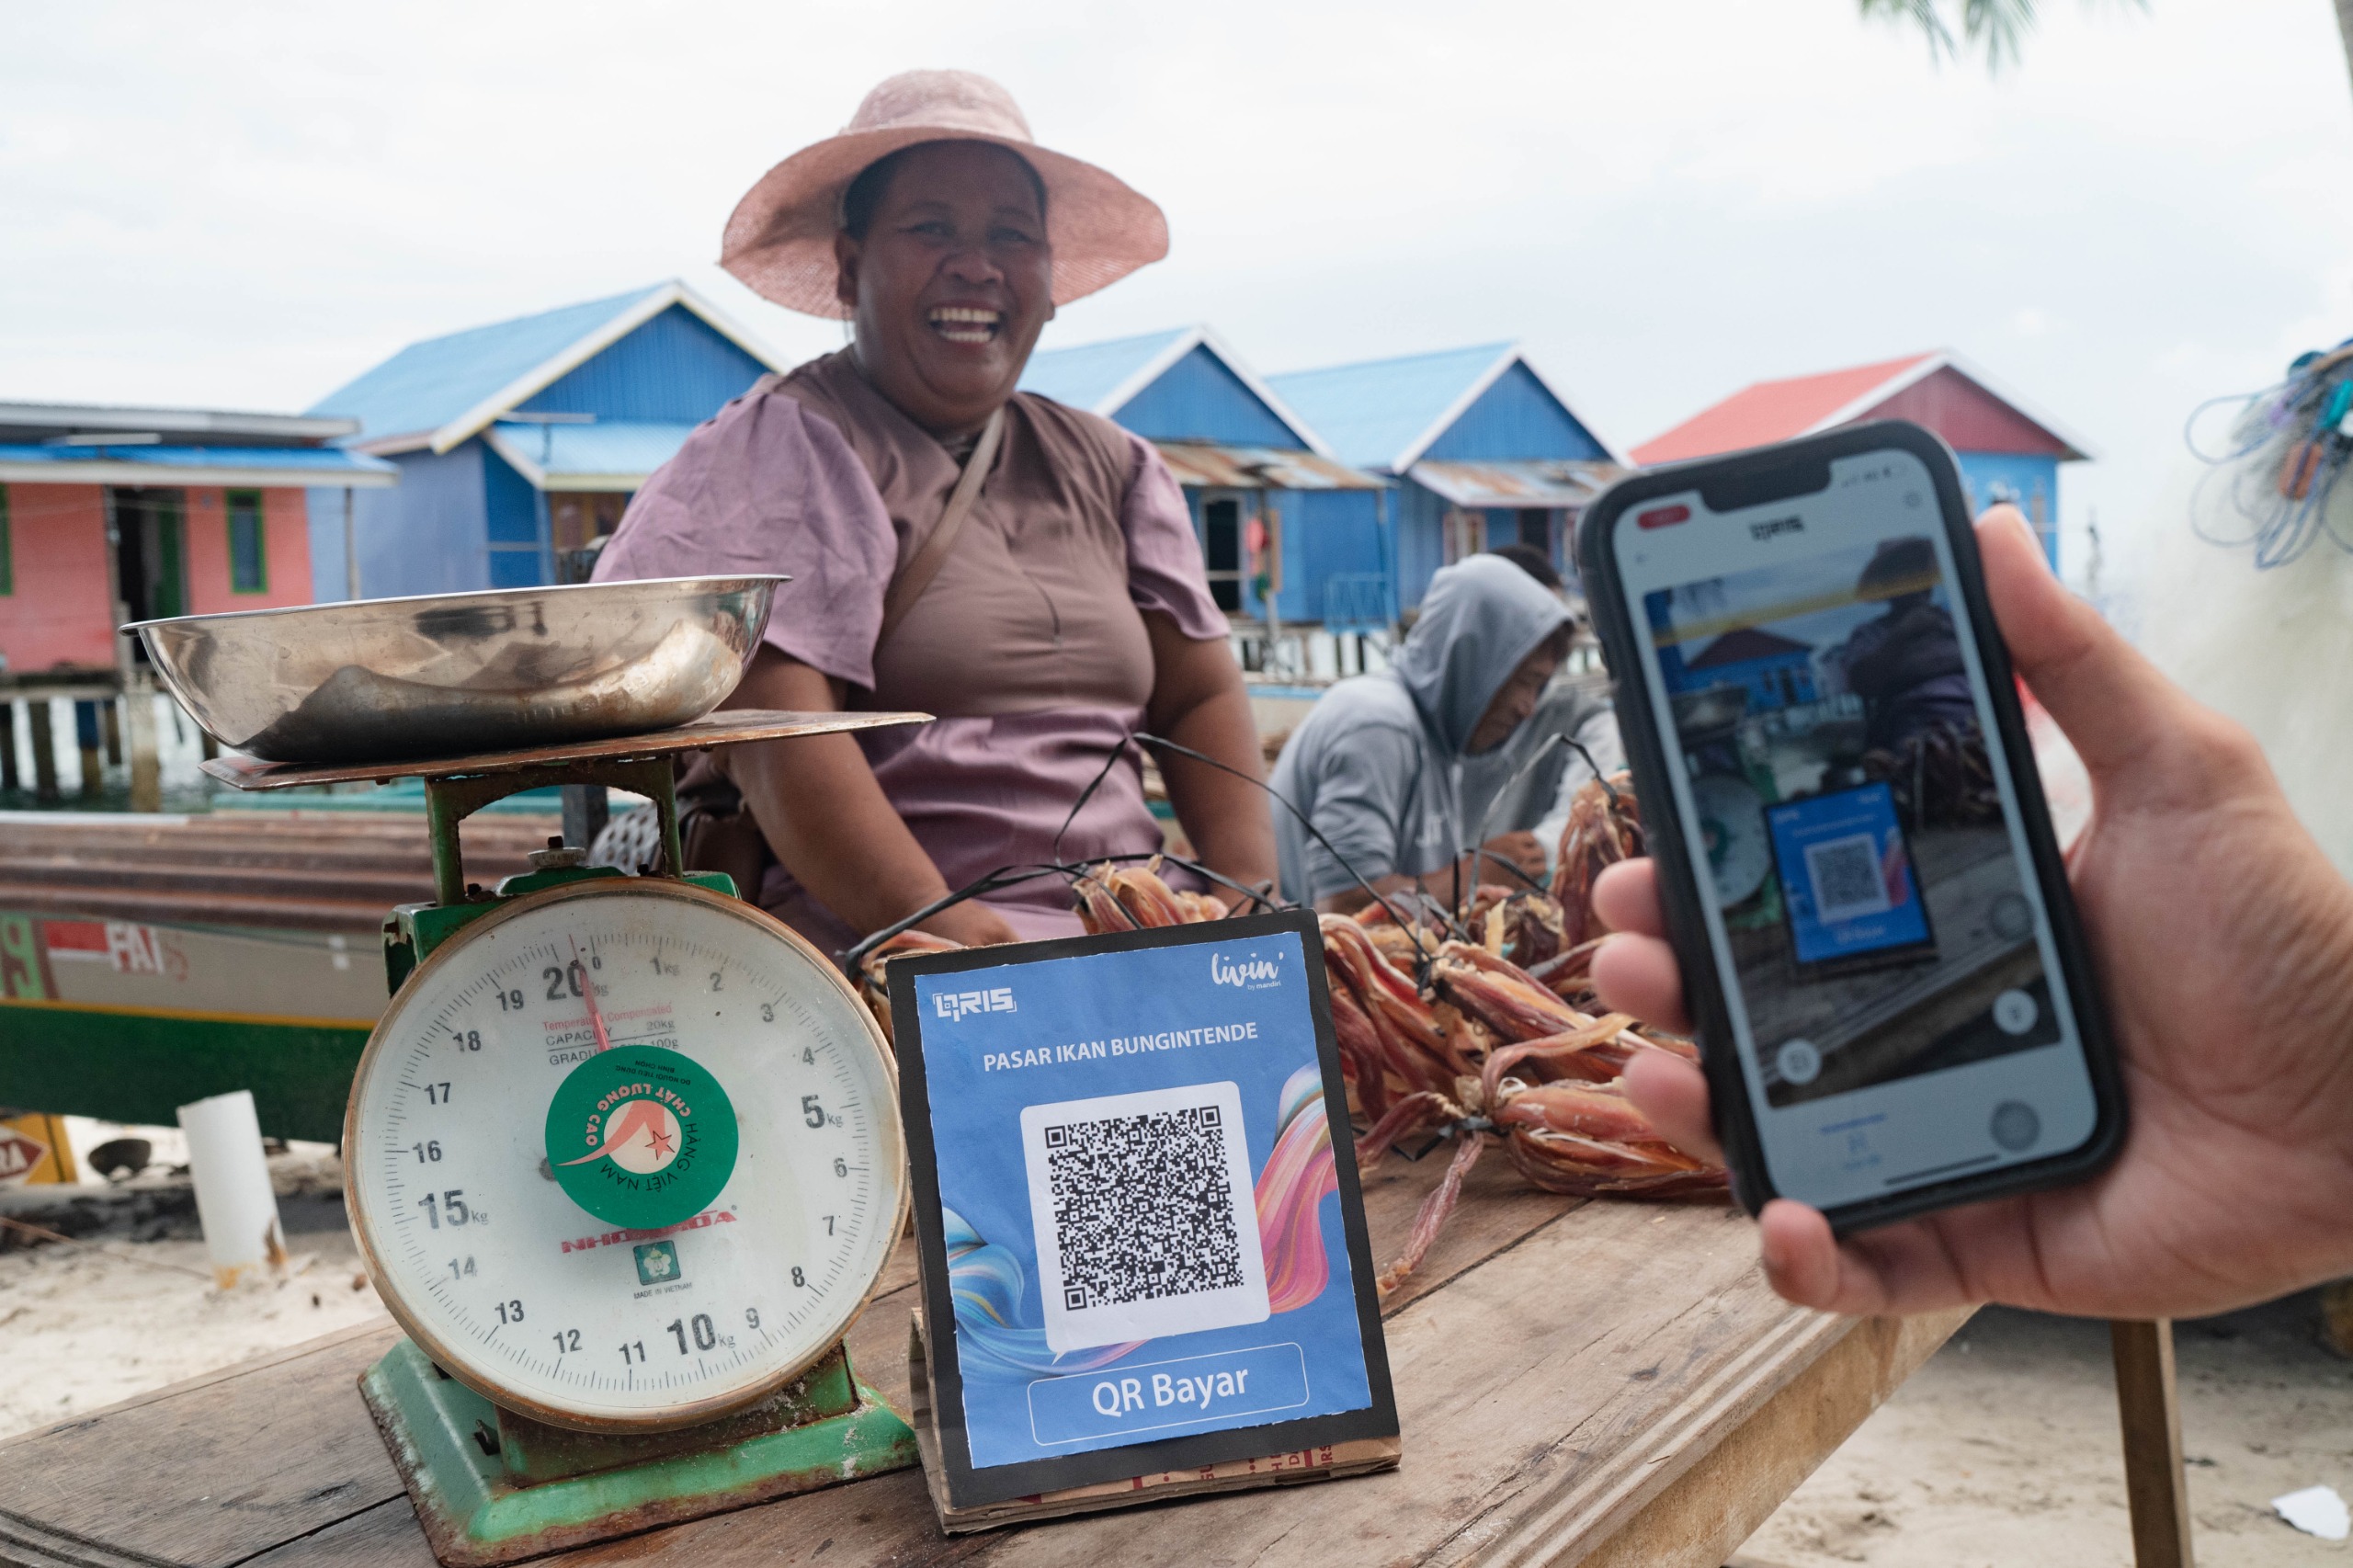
544, 1046, 738, 1229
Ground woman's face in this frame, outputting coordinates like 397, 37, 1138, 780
834, 142, 1054, 438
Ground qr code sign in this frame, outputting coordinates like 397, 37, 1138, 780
1020, 1083, 1268, 1355
1044, 1105, 1242, 1312
1803, 832, 1892, 924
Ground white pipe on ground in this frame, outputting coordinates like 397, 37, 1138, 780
176, 1090, 288, 1290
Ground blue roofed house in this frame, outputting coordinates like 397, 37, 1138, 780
1017, 327, 1387, 661
1267, 344, 1624, 614
306, 280, 787, 597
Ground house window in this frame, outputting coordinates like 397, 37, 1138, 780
1201, 495, 1244, 613
227, 491, 267, 593
0, 486, 12, 596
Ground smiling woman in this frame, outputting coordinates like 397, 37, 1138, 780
592, 72, 1276, 950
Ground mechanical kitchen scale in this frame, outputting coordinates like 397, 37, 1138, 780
200, 706, 928, 1565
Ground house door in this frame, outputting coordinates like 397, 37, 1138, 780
111, 489, 188, 653
1515, 508, 1552, 555
1201, 494, 1244, 613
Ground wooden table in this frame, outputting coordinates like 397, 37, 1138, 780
0, 1150, 1967, 1568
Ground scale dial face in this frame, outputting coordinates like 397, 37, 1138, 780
1694, 772, 1772, 908
346, 878, 906, 1433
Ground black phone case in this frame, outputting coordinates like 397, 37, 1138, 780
1574, 420, 2125, 1234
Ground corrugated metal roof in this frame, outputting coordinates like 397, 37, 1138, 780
0, 443, 397, 488
483, 421, 702, 490
1154, 441, 1386, 491
0, 403, 355, 447
308, 286, 669, 449
1265, 343, 1513, 470
1018, 328, 1190, 412
306, 280, 786, 456
1407, 459, 1620, 508
1631, 353, 1937, 465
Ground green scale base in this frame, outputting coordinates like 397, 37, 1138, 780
361, 1337, 918, 1566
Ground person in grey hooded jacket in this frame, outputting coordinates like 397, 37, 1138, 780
1270, 555, 1573, 910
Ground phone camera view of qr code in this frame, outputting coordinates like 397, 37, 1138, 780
1019, 1081, 1269, 1356
1804, 834, 1891, 924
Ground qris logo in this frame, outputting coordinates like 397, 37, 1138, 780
936, 987, 1015, 1021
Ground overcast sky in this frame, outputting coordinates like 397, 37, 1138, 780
6, 0, 2349, 580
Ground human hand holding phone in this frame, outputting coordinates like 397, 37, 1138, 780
1595, 506, 2353, 1321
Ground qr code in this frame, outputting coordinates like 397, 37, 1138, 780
1043, 1105, 1244, 1312
1020, 1083, 1269, 1354
1803, 832, 1891, 924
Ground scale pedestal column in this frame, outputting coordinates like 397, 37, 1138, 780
361, 1337, 915, 1566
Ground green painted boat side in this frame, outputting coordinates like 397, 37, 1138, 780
0, 1001, 366, 1142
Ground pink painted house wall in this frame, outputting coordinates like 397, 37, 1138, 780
0, 483, 315, 676
182, 487, 313, 616
0, 484, 115, 673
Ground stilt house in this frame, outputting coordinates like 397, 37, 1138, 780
0, 402, 390, 676
1018, 327, 1386, 639
1267, 344, 1624, 614
307, 281, 788, 597
1631, 351, 2094, 568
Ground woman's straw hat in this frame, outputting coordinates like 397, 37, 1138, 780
721, 70, 1169, 320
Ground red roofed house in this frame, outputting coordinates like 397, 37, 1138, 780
1632, 352, 2092, 568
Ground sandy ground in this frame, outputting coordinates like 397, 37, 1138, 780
1738, 1294, 2353, 1565
0, 1137, 389, 1440
2, 1134, 2345, 1562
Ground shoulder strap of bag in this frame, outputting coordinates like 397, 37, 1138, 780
878, 406, 1004, 643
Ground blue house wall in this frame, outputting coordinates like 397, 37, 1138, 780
482, 443, 545, 587
1392, 481, 1450, 613
515, 308, 768, 424
311, 305, 772, 598
309, 444, 493, 600
1286, 489, 1390, 627
1422, 363, 1611, 463
1110, 346, 1302, 448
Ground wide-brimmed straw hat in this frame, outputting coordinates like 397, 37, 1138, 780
721, 70, 1169, 320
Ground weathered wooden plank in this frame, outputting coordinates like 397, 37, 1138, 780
0, 1323, 404, 1568
1565, 1307, 1972, 1568
240, 1498, 439, 1568
0, 1153, 1799, 1568
457, 1203, 1793, 1568
2110, 1319, 2194, 1568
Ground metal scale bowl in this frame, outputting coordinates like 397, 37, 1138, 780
138, 578, 932, 1566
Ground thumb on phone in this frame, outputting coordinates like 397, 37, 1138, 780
1974, 506, 2200, 790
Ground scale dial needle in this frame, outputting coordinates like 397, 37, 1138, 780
571, 937, 612, 1053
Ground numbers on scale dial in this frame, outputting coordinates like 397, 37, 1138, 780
667, 1313, 724, 1355
356, 889, 904, 1423
417, 1188, 479, 1228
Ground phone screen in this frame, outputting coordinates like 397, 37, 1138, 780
1609, 446, 2099, 1210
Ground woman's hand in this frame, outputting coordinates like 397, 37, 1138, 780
1593, 506, 2353, 1322
921, 901, 1023, 949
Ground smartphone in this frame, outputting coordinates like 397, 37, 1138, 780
1576, 421, 2123, 1233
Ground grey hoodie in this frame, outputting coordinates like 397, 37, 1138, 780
1270, 555, 1571, 903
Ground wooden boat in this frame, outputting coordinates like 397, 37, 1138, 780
0, 810, 554, 1142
